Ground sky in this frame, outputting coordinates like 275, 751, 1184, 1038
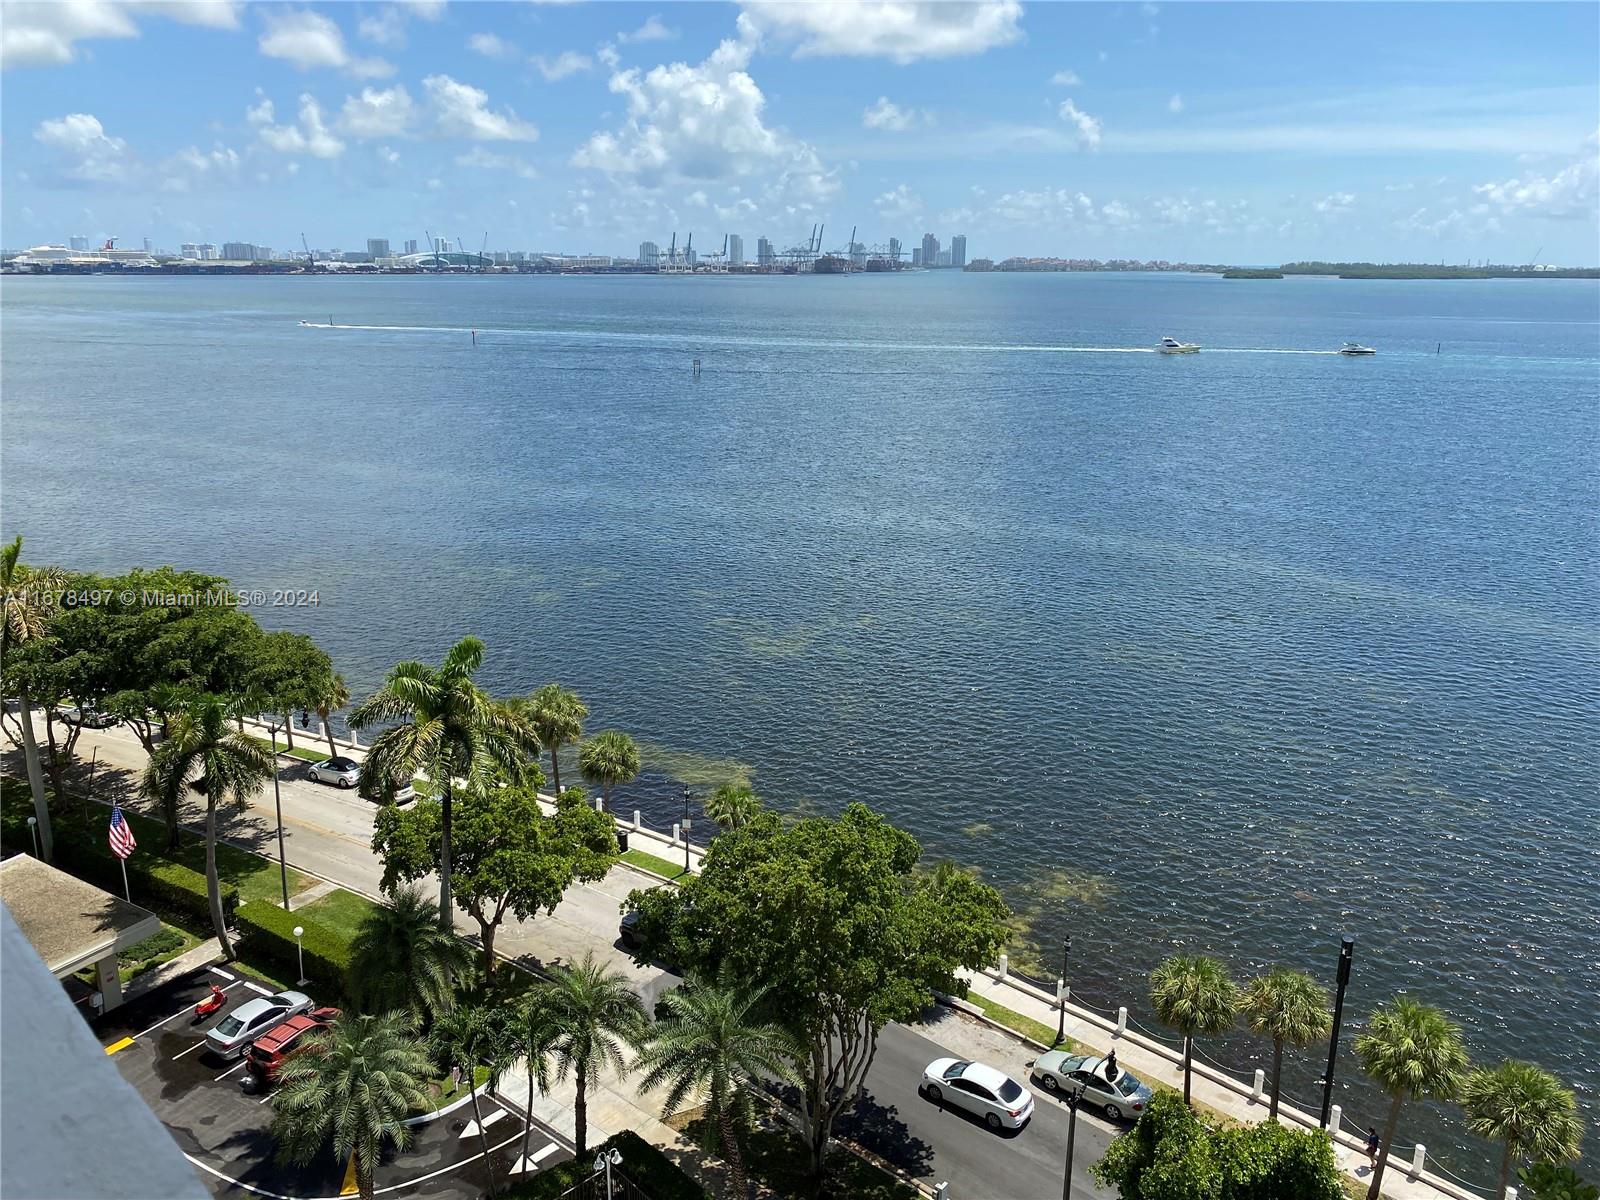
2, 0, 1597, 263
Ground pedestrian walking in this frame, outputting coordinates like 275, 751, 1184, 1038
1366, 1127, 1380, 1167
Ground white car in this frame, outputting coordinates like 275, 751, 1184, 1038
921, 1057, 1035, 1131
1030, 1051, 1153, 1121
205, 991, 312, 1059
307, 756, 361, 788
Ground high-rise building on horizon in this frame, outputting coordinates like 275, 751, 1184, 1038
728, 234, 744, 266
639, 240, 660, 267
936, 249, 952, 267
367, 238, 390, 258
69, 236, 89, 251
912, 247, 924, 267
889, 237, 902, 263
757, 236, 774, 266
951, 234, 968, 268
222, 242, 257, 261
404, 239, 418, 255
921, 233, 939, 269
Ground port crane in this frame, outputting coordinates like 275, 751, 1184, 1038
301, 232, 314, 270
698, 234, 730, 273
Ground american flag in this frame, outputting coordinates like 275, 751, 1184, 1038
108, 803, 137, 860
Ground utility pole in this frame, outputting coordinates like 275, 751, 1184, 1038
268, 720, 291, 910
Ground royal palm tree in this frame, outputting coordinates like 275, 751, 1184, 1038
313, 672, 351, 761
636, 968, 800, 1199
1, 536, 65, 861
1241, 966, 1331, 1120
1149, 954, 1240, 1105
348, 885, 474, 1024
520, 683, 586, 799
1462, 1061, 1584, 1199
533, 953, 646, 1157
430, 1004, 519, 1197
271, 1012, 432, 1200
350, 638, 538, 929
577, 730, 640, 812
143, 697, 273, 955
1356, 997, 1470, 1200
704, 783, 763, 831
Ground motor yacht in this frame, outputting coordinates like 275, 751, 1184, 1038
1338, 342, 1376, 356
1158, 337, 1200, 353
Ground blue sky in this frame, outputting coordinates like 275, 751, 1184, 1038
3, 1, 1597, 262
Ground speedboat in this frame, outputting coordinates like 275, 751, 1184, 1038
1159, 337, 1200, 353
1338, 342, 1376, 356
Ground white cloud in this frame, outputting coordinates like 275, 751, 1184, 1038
1168, 93, 1184, 114
423, 74, 538, 141
468, 32, 518, 59
256, 93, 345, 158
259, 8, 392, 77
739, 0, 1022, 64
2, 1, 241, 69
245, 90, 274, 125
862, 96, 929, 132
339, 85, 416, 138
1472, 131, 1598, 220
532, 50, 593, 81
1058, 99, 1102, 150
33, 112, 130, 182
159, 142, 240, 192
455, 146, 538, 178
617, 15, 676, 44
359, 1, 444, 49
874, 183, 922, 219
379, 145, 400, 164
1313, 191, 1355, 214
596, 42, 619, 68
1050, 70, 1082, 87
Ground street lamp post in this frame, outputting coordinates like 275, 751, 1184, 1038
681, 784, 692, 874
1319, 934, 1356, 1129
268, 721, 291, 911
1061, 1082, 1085, 1199
292, 925, 307, 986
1056, 934, 1073, 1047
594, 1147, 622, 1200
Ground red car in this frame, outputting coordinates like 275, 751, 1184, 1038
245, 1006, 340, 1086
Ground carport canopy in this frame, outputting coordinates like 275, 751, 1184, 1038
0, 856, 159, 978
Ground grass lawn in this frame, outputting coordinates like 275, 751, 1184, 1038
426, 1065, 490, 1113
296, 887, 380, 942
621, 847, 690, 881
964, 991, 1076, 1051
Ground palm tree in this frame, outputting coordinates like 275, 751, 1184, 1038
1, 537, 65, 861
348, 885, 474, 1024
577, 730, 640, 812
1356, 997, 1470, 1200
1240, 966, 1331, 1120
533, 952, 646, 1157
1462, 1061, 1585, 1198
143, 697, 273, 955
313, 672, 351, 761
516, 992, 557, 1180
703, 783, 762, 832
430, 1004, 519, 1198
636, 967, 800, 1199
1149, 954, 1240, 1105
520, 683, 586, 799
350, 638, 538, 929
271, 1012, 432, 1200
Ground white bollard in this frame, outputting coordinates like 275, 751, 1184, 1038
1251, 1069, 1265, 1102
671, 823, 681, 845
1507, 1188, 1518, 1200
1329, 1105, 1342, 1138
594, 797, 603, 812
997, 953, 1009, 981
1115, 1006, 1128, 1037
933, 1185, 949, 1200
632, 809, 642, 831
1411, 1144, 1426, 1175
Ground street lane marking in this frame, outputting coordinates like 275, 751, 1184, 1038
213, 1058, 249, 1081
340, 1153, 358, 1196
457, 1108, 508, 1138
104, 1037, 134, 1055
135, 980, 241, 1040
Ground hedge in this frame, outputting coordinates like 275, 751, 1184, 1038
54, 832, 239, 930
234, 900, 351, 1000
502, 1131, 708, 1200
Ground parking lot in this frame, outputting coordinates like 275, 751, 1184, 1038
99, 966, 572, 1199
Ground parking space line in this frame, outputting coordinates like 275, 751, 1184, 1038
173, 1039, 208, 1059
243, 981, 273, 996
104, 1037, 135, 1055
208, 967, 236, 981
214, 1059, 249, 1082
135, 980, 242, 1040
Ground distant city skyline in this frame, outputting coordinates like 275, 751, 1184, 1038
2, 3, 1596, 263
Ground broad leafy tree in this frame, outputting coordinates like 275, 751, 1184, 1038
624, 803, 1010, 1180
519, 683, 586, 798
636, 967, 800, 1200
1240, 967, 1330, 1120
244, 630, 334, 751
577, 730, 640, 811
430, 1003, 519, 1197
1149, 955, 1240, 1106
1518, 1164, 1598, 1200
1, 538, 67, 860
271, 1012, 433, 1200
1462, 1061, 1584, 1199
350, 637, 539, 929
704, 783, 763, 831
373, 783, 617, 975
347, 885, 474, 1023
142, 696, 273, 955
529, 953, 646, 1158
1355, 997, 1470, 1200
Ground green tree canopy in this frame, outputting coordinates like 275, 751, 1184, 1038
1150, 955, 1240, 1105
1462, 1061, 1585, 1198
373, 783, 617, 975
1518, 1164, 1598, 1200
704, 782, 763, 831
623, 802, 1010, 1179
518, 682, 587, 798
577, 730, 641, 811
1355, 997, 1470, 1200
242, 630, 334, 750
347, 885, 475, 1023
1240, 967, 1330, 1120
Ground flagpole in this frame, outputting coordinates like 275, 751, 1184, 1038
120, 853, 130, 902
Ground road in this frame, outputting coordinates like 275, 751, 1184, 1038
31, 720, 1120, 1199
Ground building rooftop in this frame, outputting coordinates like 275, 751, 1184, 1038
0, 855, 160, 976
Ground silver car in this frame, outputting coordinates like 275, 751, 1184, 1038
1030, 1051, 1152, 1121
205, 991, 311, 1059
307, 756, 361, 788
921, 1057, 1035, 1131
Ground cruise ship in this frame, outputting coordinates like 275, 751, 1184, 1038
7, 239, 158, 272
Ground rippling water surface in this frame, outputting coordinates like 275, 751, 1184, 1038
4, 272, 1597, 1178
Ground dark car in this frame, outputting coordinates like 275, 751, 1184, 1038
619, 910, 643, 949
244, 1006, 340, 1088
